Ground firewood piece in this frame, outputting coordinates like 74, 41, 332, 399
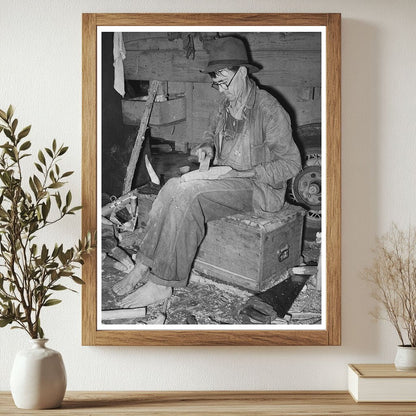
291, 265, 318, 275
101, 308, 146, 321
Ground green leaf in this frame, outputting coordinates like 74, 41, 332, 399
18, 125, 31, 140
6, 105, 14, 122
50, 285, 68, 291
55, 192, 62, 209
43, 299, 62, 307
34, 163, 43, 173
0, 109, 7, 121
41, 244, 48, 262
55, 244, 63, 258
19, 140, 31, 151
58, 250, 67, 264
52, 139, 57, 152
19, 153, 30, 160
0, 317, 13, 327
38, 325, 44, 339
33, 175, 43, 192
11, 118, 18, 133
65, 191, 72, 207
4, 129, 12, 140
69, 206, 82, 213
71, 276, 85, 285
0, 292, 12, 302
29, 222, 39, 234
58, 146, 68, 156
41, 202, 50, 220
45, 148, 53, 158
51, 244, 59, 258
38, 150, 46, 165
48, 182, 64, 189
61, 171, 74, 178
29, 177, 38, 197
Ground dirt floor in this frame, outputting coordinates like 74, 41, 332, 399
101, 189, 322, 327
101, 243, 322, 327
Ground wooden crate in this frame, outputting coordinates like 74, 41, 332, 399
194, 205, 305, 291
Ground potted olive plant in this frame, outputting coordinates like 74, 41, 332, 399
363, 223, 416, 370
0, 106, 94, 409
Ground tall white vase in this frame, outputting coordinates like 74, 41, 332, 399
10, 339, 67, 409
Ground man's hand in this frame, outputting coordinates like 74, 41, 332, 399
190, 144, 214, 163
218, 168, 256, 179
196, 149, 211, 164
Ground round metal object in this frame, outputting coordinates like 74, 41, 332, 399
292, 166, 321, 210
289, 122, 323, 242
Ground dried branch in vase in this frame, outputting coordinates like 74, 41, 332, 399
363, 224, 416, 346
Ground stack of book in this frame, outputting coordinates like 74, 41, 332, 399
348, 364, 416, 402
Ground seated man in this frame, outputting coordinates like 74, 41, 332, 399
113, 36, 301, 308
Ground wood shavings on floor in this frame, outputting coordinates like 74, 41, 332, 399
101, 258, 321, 326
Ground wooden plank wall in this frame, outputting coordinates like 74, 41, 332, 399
122, 32, 321, 144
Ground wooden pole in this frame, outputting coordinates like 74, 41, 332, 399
122, 79, 161, 194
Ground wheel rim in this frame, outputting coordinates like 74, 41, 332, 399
292, 166, 321, 210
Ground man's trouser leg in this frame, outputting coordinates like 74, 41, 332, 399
139, 177, 254, 287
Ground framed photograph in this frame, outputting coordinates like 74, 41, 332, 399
82, 13, 341, 346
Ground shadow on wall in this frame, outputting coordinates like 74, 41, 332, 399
341, 19, 382, 355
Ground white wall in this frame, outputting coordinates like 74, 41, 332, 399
1, 0, 415, 391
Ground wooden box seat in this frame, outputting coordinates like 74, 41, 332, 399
194, 204, 306, 291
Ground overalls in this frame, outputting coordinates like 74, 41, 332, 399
138, 82, 301, 286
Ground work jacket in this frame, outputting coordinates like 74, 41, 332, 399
200, 80, 301, 213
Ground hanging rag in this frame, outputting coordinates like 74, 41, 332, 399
113, 32, 126, 97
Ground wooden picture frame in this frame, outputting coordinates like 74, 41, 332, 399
82, 13, 341, 346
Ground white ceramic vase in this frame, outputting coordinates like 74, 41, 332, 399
10, 338, 67, 409
394, 345, 416, 371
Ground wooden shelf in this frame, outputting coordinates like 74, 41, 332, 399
1, 391, 416, 415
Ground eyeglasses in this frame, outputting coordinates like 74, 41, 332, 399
211, 70, 238, 91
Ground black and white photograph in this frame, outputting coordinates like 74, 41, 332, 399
97, 27, 326, 330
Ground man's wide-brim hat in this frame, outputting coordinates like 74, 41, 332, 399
201, 36, 260, 74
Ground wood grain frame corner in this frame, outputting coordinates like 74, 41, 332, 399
81, 13, 341, 346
